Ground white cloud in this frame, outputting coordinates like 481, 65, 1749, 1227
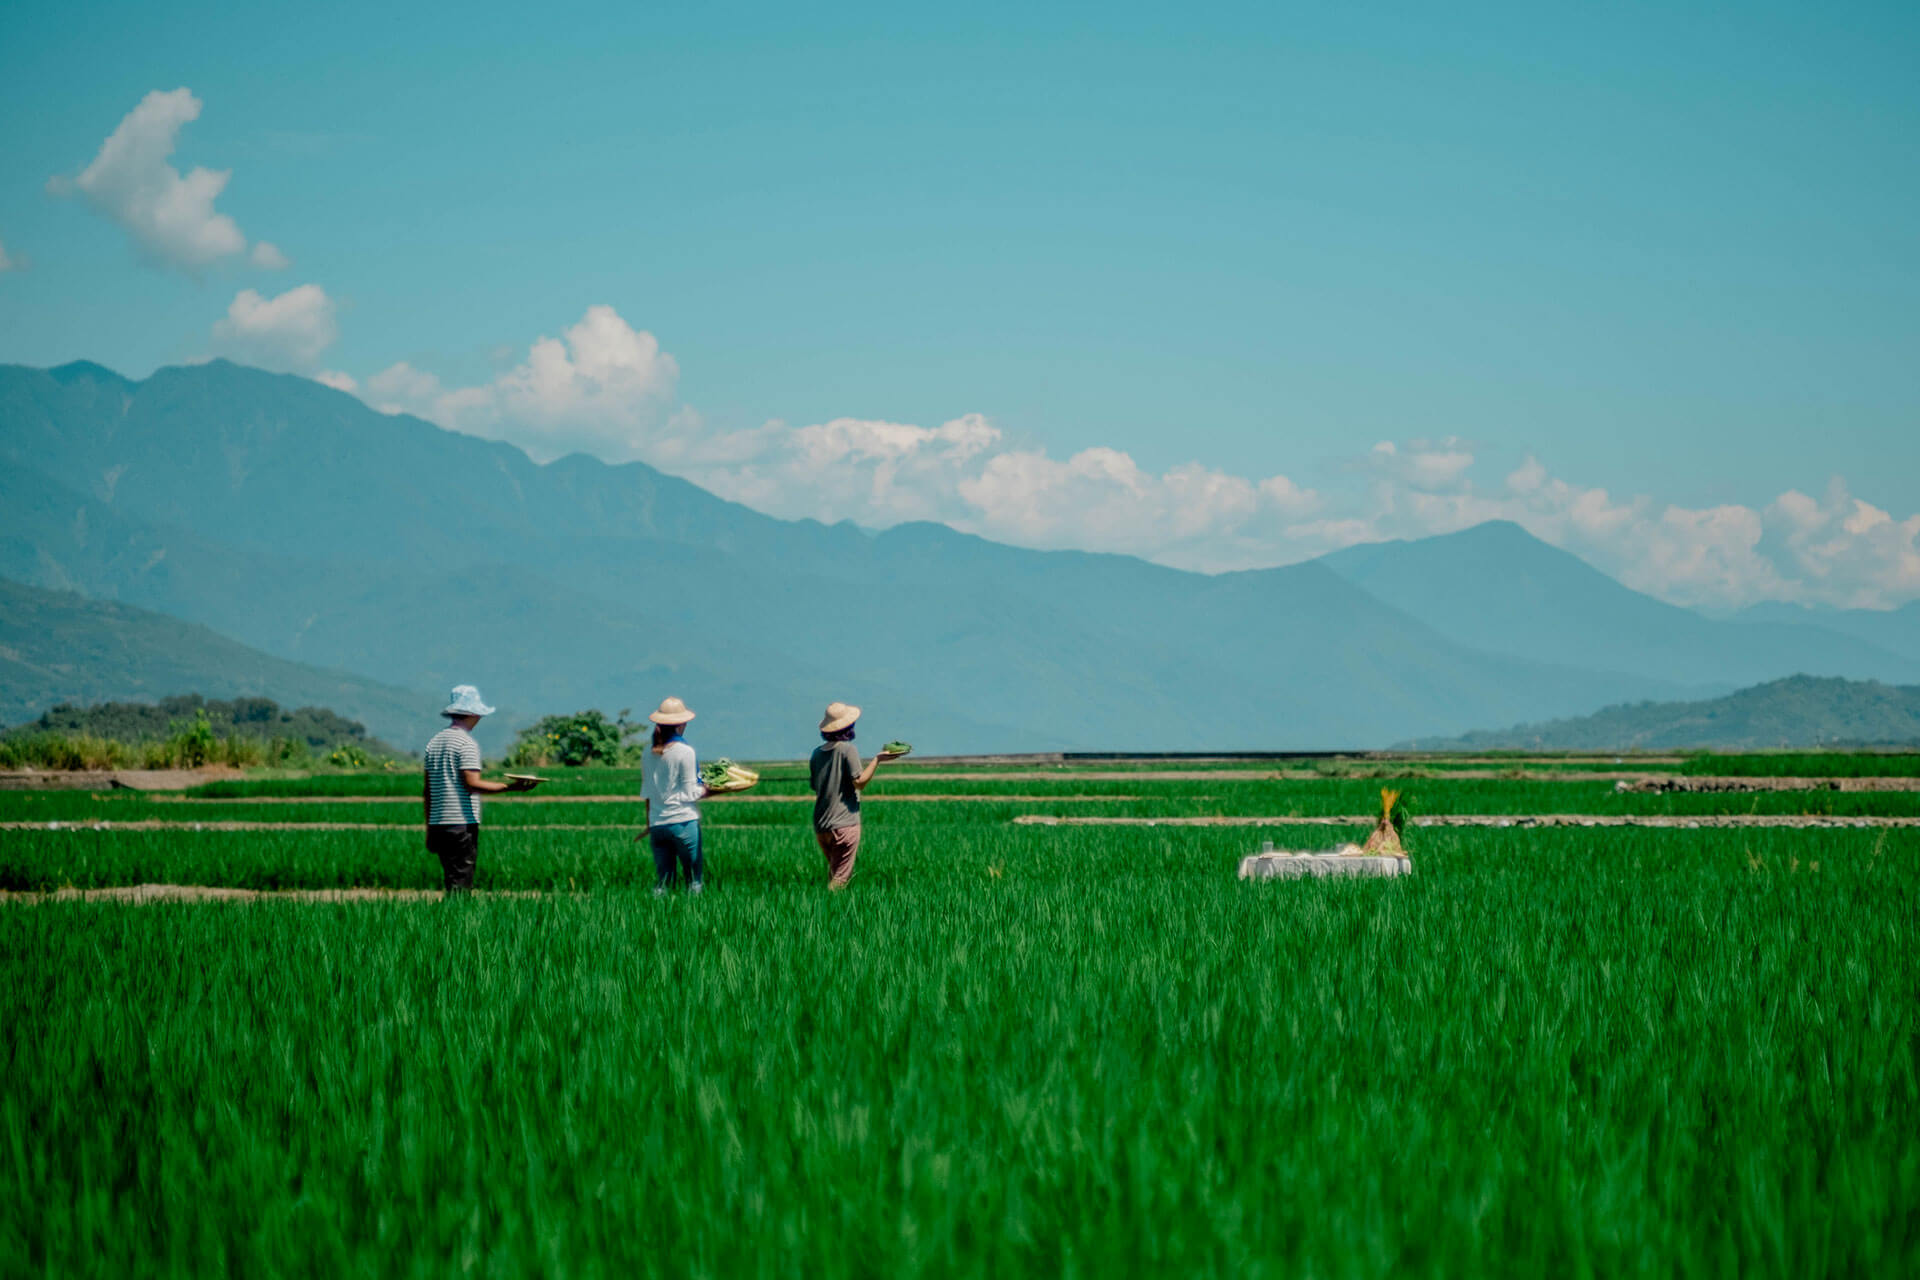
1758, 482, 1920, 609
327, 308, 1920, 608
951, 449, 1312, 563
211, 284, 338, 369
313, 369, 358, 393
697, 414, 1002, 525
361, 305, 680, 461
365, 360, 443, 411
51, 88, 282, 273
250, 241, 290, 270
635, 394, 1920, 604
1366, 438, 1476, 491
1285, 447, 1920, 610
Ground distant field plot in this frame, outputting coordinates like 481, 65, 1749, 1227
3, 755, 1916, 1276
8, 777, 1920, 829
1679, 751, 1920, 777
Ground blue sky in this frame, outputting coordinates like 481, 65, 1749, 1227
2, 2, 1917, 606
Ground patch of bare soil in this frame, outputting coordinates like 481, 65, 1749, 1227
0, 767, 243, 792
5, 821, 670, 832
905, 754, 1687, 767
1402, 756, 1687, 766
860, 769, 1692, 782
1617, 776, 1920, 793
0, 771, 118, 791
156, 792, 1143, 805
0, 885, 544, 905
5, 820, 422, 831
1013, 814, 1920, 829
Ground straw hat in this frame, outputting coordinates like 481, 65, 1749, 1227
648, 696, 696, 726
819, 701, 861, 733
442, 684, 496, 717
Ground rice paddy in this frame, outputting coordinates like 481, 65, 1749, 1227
2, 754, 1915, 1276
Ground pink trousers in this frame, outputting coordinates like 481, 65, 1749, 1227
815, 823, 862, 888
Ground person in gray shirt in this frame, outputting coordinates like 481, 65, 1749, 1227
808, 701, 902, 890
422, 684, 538, 893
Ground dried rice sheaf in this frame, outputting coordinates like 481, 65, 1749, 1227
1358, 787, 1408, 857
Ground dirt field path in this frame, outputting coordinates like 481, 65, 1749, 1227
890, 769, 1636, 782
907, 755, 1689, 767
1616, 776, 1920, 793
150, 793, 1145, 805
1014, 814, 1920, 829
145, 772, 1920, 795
12, 813, 1916, 833
4, 821, 636, 832
0, 885, 538, 904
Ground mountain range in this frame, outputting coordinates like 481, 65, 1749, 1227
1731, 600, 1920, 669
0, 577, 420, 738
3, 358, 1917, 755
1320, 520, 1920, 688
1408, 675, 1920, 751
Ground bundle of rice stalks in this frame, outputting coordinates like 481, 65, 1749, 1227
1358, 787, 1409, 857
699, 758, 761, 792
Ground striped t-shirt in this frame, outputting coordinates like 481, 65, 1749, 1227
424, 724, 483, 825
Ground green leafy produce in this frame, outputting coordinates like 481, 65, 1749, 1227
698, 758, 759, 790
882, 741, 913, 756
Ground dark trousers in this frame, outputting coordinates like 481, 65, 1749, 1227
426, 823, 480, 893
648, 820, 703, 890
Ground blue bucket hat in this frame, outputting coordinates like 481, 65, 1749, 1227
442, 684, 496, 718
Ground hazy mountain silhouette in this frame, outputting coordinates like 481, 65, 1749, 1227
1732, 600, 1920, 665
1409, 675, 1920, 751
0, 576, 423, 741
1319, 520, 1920, 687
3, 359, 1908, 753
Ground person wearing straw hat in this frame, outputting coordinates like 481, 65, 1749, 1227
809, 702, 903, 890
641, 696, 713, 895
422, 684, 538, 895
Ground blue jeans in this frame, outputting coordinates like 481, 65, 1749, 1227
648, 820, 702, 890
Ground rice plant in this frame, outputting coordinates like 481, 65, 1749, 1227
1, 765, 1914, 1276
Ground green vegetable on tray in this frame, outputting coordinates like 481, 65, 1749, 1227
882, 741, 913, 756
699, 759, 760, 790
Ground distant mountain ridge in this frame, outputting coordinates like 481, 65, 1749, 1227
1320, 521, 1920, 688
1406, 675, 1920, 751
0, 576, 426, 744
8, 693, 396, 756
1732, 600, 1920, 665
3, 358, 1914, 753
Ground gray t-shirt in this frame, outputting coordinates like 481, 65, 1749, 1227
424, 724, 483, 825
809, 739, 862, 830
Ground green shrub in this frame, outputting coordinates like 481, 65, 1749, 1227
5, 695, 398, 756
168, 709, 219, 768
1, 727, 331, 772
0, 733, 129, 771
328, 743, 373, 768
506, 709, 639, 768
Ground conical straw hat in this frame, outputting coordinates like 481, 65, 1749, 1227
819, 701, 861, 733
648, 696, 696, 725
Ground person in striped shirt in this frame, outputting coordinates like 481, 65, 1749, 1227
422, 684, 538, 893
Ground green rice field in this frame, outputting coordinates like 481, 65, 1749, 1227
3, 754, 1916, 1276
